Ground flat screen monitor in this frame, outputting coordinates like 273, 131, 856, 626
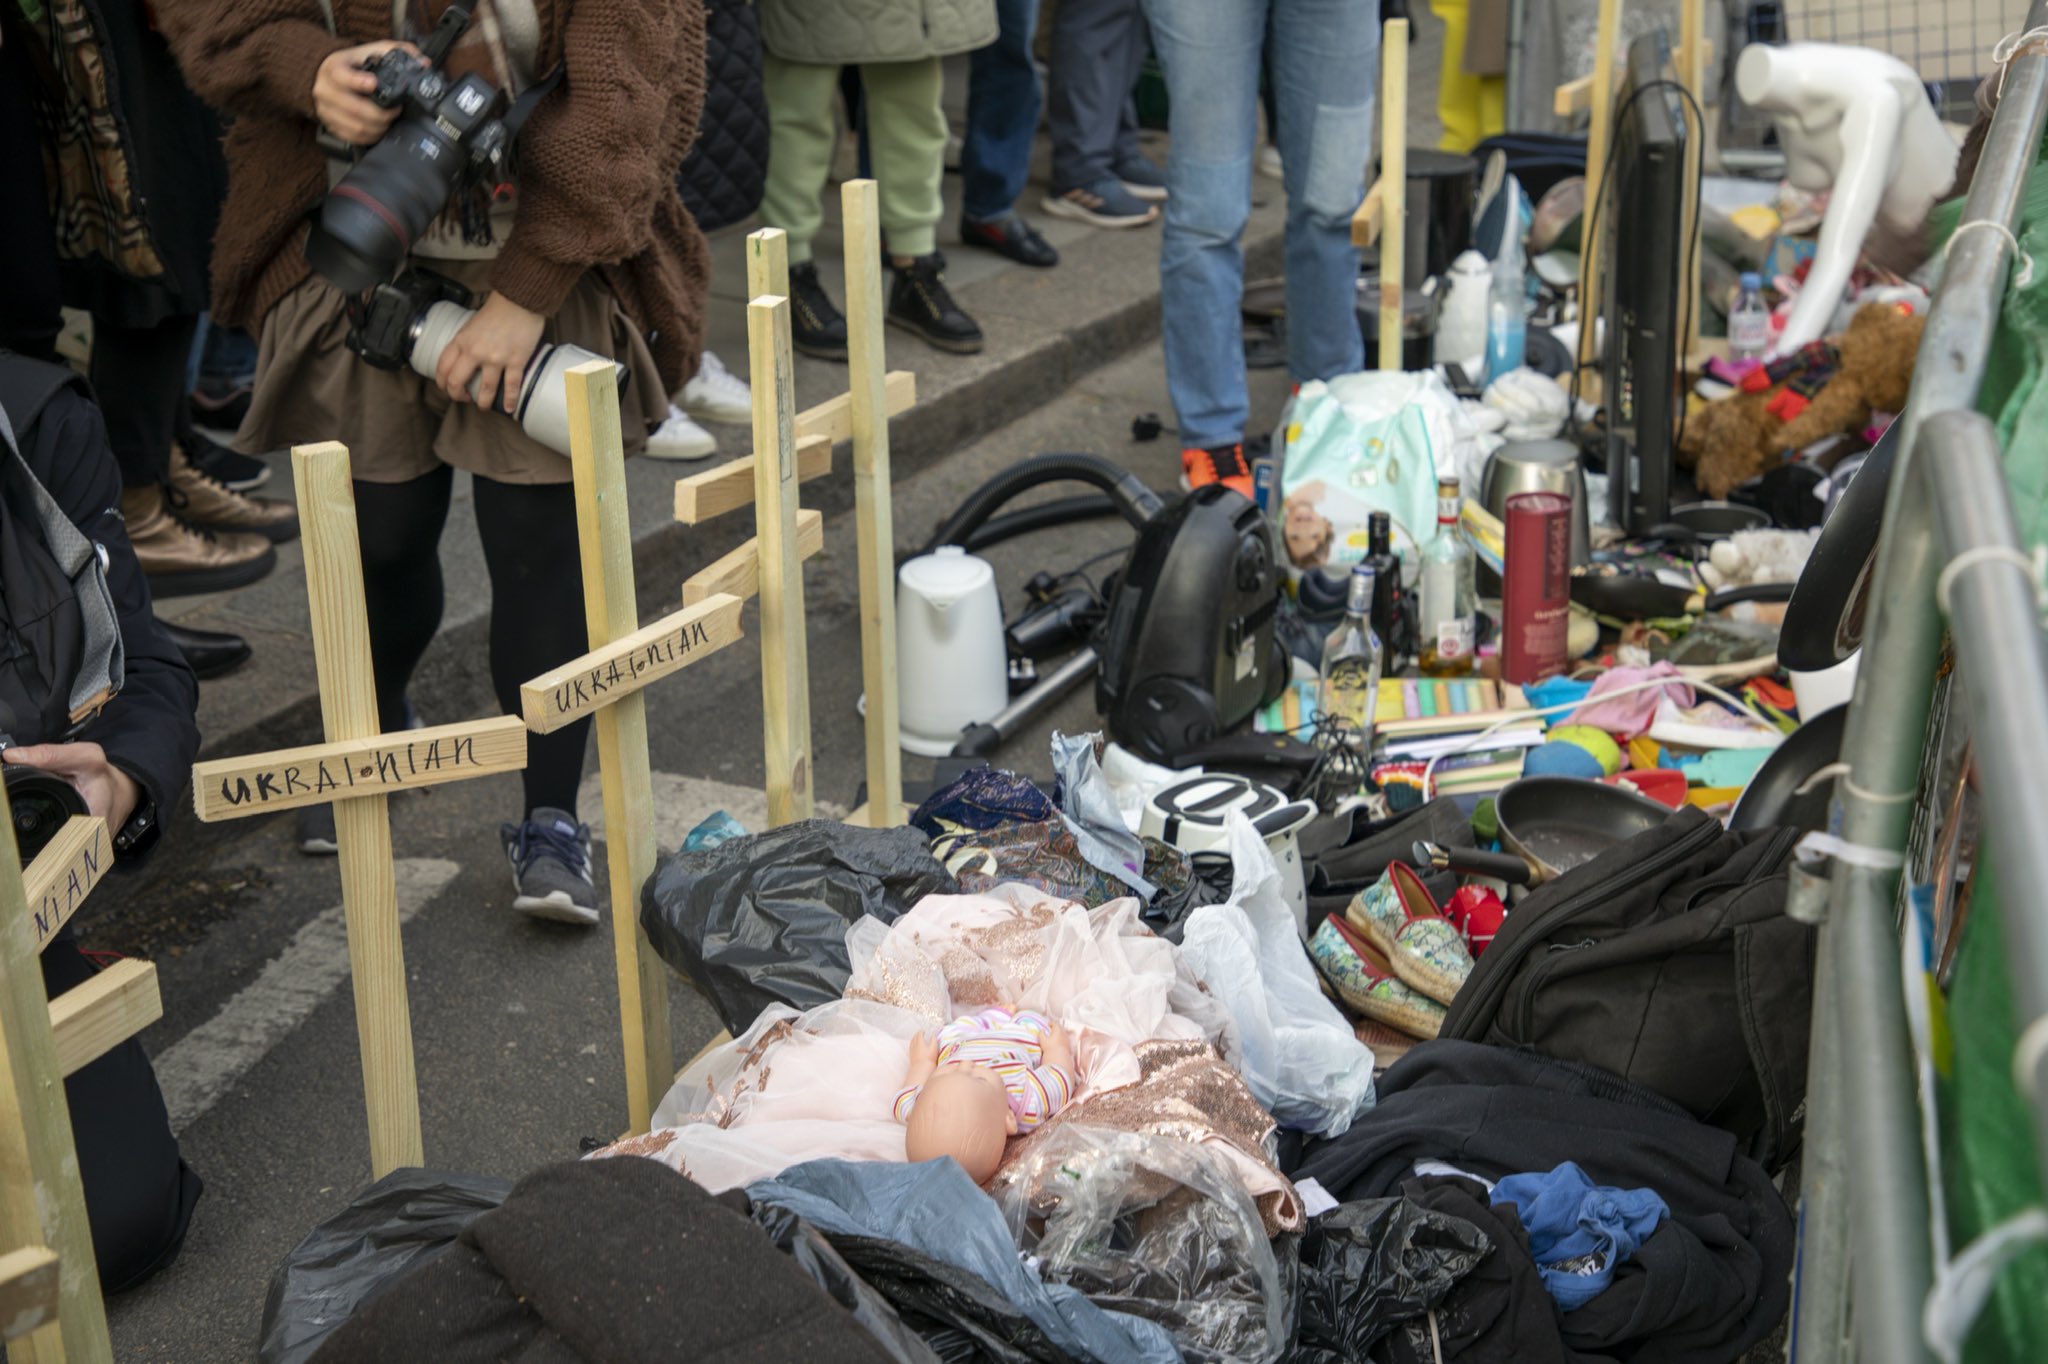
1603, 29, 1689, 535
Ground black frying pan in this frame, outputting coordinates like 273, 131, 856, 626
1729, 704, 1847, 833
1780, 417, 1899, 671
1414, 775, 1677, 886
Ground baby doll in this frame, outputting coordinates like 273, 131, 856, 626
894, 1006, 1077, 1184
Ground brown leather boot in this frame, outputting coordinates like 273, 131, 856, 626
166, 443, 300, 543
121, 485, 277, 598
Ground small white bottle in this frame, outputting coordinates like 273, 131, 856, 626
1729, 272, 1771, 360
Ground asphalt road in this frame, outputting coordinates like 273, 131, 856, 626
88, 343, 1290, 1360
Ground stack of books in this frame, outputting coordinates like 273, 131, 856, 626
1256, 677, 1544, 797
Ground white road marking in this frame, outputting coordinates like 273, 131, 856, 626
154, 857, 461, 1133
576, 771, 847, 851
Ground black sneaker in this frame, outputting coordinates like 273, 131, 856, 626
887, 253, 984, 355
788, 261, 849, 361
959, 212, 1059, 268
184, 428, 273, 492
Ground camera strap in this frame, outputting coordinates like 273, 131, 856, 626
502, 62, 564, 141
0, 389, 125, 728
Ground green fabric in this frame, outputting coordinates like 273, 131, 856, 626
1925, 139, 2048, 1364
1937, 858, 2048, 1364
759, 57, 948, 263
758, 0, 994, 66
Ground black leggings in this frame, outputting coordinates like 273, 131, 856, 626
354, 465, 590, 818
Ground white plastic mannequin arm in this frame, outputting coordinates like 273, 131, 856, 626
1774, 85, 1898, 354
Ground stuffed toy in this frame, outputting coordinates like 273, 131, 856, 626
1678, 301, 1922, 498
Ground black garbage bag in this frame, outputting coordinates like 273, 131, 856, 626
829, 1234, 1078, 1364
256, 1168, 510, 1364
1280, 1198, 1493, 1364
751, 1201, 947, 1364
640, 819, 957, 1032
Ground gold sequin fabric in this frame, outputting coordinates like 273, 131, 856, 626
992, 1039, 1303, 1236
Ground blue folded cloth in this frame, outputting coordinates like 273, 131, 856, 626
1494, 1160, 1668, 1311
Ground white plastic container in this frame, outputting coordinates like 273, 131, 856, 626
1434, 249, 1492, 377
895, 546, 1009, 757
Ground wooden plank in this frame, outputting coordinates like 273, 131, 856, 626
23, 818, 108, 954
1378, 18, 1409, 372
793, 370, 916, 446
1577, 0, 1623, 377
747, 226, 791, 303
1351, 177, 1384, 249
292, 442, 423, 1178
747, 289, 815, 826
0, 781, 111, 1361
190, 716, 529, 822
680, 509, 824, 606
671, 373, 918, 526
673, 435, 831, 525
563, 362, 675, 1135
1554, 73, 1595, 117
521, 594, 746, 735
49, 959, 158, 1079
842, 179, 904, 828
0, 1245, 59, 1341
1679, 0, 1707, 363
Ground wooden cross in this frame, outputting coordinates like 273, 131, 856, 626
678, 180, 916, 828
191, 445, 533, 1178
0, 806, 164, 1363
514, 362, 746, 1135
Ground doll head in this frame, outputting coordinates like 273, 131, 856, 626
904, 1066, 1015, 1184
1283, 496, 1334, 568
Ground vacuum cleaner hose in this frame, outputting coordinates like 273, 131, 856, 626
919, 452, 1164, 555
962, 495, 1123, 553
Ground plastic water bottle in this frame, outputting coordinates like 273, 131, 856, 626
1729, 272, 1771, 360
1484, 242, 1527, 383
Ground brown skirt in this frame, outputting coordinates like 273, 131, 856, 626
237, 260, 671, 485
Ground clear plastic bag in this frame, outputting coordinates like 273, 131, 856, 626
1177, 815, 1376, 1137
995, 1124, 1288, 1364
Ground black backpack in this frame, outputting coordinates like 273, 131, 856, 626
1440, 807, 1813, 1170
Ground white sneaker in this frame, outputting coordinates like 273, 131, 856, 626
679, 349, 753, 425
1257, 145, 1285, 181
646, 404, 717, 461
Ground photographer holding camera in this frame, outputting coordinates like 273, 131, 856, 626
163, 0, 711, 922
0, 350, 204, 1292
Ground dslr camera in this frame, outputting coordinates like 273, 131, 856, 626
0, 735, 88, 864
304, 4, 513, 293
304, 4, 619, 456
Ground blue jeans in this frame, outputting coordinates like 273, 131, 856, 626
1140, 0, 1375, 448
960, 0, 1042, 221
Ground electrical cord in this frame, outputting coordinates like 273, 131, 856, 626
1567, 75, 1709, 463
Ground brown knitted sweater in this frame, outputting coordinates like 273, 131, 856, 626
160, 0, 710, 391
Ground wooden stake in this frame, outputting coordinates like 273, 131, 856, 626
674, 436, 832, 525
747, 227, 791, 303
562, 361, 673, 1135
0, 780, 111, 1362
0, 1246, 59, 1344
1679, 0, 1706, 363
1379, 18, 1410, 371
293, 442, 423, 1177
1577, 0, 1623, 375
520, 594, 745, 735
191, 716, 528, 821
747, 287, 814, 826
50, 959, 158, 1079
841, 180, 903, 827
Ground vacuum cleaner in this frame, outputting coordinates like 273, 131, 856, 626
923, 454, 1288, 763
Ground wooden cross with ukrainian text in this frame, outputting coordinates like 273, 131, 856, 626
514, 361, 745, 1136
190, 444, 533, 1178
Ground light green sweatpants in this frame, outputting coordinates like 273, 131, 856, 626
759, 55, 948, 263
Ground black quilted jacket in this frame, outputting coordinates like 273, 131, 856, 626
677, 0, 767, 233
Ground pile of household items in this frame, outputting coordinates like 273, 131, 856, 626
261, 727, 1807, 1364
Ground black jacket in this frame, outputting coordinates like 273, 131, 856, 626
0, 353, 199, 849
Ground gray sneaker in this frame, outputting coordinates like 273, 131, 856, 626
501, 807, 598, 925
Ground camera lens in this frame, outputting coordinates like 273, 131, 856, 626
305, 121, 466, 292
4, 766, 87, 864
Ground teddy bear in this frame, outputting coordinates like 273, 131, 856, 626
1678, 301, 1922, 499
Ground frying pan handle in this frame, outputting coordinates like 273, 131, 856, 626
1704, 581, 1796, 611
1411, 840, 1535, 887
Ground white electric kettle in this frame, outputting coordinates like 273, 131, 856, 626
896, 546, 1009, 756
